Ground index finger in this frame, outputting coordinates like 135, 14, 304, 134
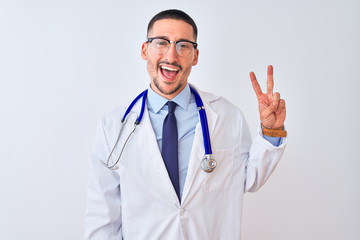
250, 71, 263, 97
267, 65, 274, 94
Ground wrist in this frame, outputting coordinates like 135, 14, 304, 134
261, 123, 287, 137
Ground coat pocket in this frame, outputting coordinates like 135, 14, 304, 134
202, 148, 234, 192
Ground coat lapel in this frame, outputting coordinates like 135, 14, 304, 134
132, 100, 181, 206
181, 89, 219, 202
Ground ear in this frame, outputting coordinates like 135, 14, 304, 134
192, 48, 199, 66
141, 42, 148, 60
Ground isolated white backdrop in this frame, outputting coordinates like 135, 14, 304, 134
0, 0, 359, 239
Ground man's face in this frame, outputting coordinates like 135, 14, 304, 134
141, 19, 199, 99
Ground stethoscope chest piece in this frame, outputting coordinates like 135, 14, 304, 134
201, 155, 217, 173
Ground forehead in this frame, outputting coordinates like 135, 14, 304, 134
149, 19, 195, 41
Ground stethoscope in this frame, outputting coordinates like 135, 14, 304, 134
100, 86, 217, 173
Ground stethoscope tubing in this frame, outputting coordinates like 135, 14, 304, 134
190, 86, 212, 155
102, 90, 148, 170
102, 86, 215, 172
122, 90, 148, 124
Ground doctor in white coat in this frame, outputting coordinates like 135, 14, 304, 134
85, 9, 287, 240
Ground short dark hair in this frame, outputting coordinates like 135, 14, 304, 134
147, 9, 198, 41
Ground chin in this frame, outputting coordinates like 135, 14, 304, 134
153, 78, 184, 97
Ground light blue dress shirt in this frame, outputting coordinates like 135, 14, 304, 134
147, 84, 280, 197
147, 84, 198, 198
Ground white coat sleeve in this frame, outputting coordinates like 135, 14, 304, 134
84, 120, 122, 240
244, 125, 287, 193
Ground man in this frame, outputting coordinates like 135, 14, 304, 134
85, 9, 287, 240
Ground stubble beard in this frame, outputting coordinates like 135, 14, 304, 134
152, 76, 185, 97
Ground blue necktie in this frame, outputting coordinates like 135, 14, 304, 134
162, 101, 180, 201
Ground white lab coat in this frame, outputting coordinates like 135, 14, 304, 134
85, 87, 286, 240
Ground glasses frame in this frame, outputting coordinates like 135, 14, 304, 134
147, 37, 198, 56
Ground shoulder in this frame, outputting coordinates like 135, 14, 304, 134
100, 101, 131, 128
196, 87, 244, 118
194, 86, 250, 143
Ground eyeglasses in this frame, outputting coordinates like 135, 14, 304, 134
147, 37, 198, 57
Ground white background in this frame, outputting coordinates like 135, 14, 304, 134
1, 0, 359, 239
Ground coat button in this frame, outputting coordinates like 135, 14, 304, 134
179, 208, 185, 216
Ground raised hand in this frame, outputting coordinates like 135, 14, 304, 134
250, 65, 286, 129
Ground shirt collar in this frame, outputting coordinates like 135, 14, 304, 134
147, 84, 192, 113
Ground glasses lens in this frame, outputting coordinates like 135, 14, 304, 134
150, 39, 169, 55
176, 41, 194, 56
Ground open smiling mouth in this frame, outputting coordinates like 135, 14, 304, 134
160, 65, 179, 80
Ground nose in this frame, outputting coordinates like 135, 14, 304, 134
164, 42, 179, 61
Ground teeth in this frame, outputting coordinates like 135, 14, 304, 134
161, 66, 179, 72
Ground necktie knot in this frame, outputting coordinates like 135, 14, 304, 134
167, 101, 177, 114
